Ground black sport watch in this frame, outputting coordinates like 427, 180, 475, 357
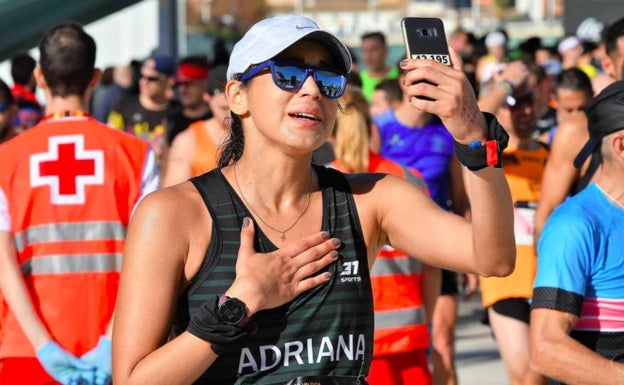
217, 295, 252, 328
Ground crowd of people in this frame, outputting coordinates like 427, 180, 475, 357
0, 10, 622, 385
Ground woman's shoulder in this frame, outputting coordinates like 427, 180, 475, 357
127, 180, 212, 285
135, 181, 209, 226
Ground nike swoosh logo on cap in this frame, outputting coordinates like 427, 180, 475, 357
295, 25, 314, 29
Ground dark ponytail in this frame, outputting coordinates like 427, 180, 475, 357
218, 73, 246, 168
218, 113, 244, 168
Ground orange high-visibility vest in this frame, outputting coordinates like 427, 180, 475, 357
188, 120, 220, 177
370, 153, 430, 356
333, 152, 430, 356
0, 113, 151, 358
372, 246, 430, 356
368, 152, 428, 192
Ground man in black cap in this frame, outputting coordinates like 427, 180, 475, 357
530, 80, 624, 385
107, 53, 176, 162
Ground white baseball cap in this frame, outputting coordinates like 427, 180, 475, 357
558, 36, 581, 54
485, 31, 507, 48
227, 14, 352, 80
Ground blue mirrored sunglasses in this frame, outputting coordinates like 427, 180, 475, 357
239, 59, 347, 99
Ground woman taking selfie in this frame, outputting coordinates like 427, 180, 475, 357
113, 14, 515, 385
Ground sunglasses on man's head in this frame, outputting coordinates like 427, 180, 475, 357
239, 59, 347, 99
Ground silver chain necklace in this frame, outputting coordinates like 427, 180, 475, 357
233, 163, 313, 242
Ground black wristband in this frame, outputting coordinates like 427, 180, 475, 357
186, 295, 250, 355
453, 112, 509, 171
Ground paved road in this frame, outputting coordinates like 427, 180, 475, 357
455, 294, 507, 385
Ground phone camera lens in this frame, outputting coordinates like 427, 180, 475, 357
422, 29, 429, 36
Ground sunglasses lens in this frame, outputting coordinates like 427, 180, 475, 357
272, 63, 345, 98
314, 70, 346, 98
272, 64, 306, 90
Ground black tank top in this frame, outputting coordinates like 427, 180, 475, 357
173, 165, 374, 385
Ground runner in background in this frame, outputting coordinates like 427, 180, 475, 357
359, 31, 399, 102
477, 75, 549, 385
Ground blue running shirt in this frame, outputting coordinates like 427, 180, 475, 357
374, 111, 454, 210
533, 183, 624, 361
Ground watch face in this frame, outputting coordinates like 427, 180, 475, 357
218, 298, 246, 325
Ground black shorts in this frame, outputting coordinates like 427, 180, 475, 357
490, 297, 531, 324
440, 269, 459, 296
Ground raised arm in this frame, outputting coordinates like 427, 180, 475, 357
534, 116, 587, 242
374, 48, 515, 277
477, 60, 528, 114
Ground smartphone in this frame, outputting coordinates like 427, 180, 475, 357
401, 17, 451, 65
401, 17, 451, 100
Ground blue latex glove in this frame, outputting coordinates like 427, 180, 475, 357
36, 341, 96, 385
80, 336, 112, 385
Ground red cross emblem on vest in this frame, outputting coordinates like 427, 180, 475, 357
30, 135, 104, 205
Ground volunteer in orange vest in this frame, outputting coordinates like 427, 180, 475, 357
0, 23, 159, 385
328, 88, 440, 385
366, 157, 439, 385
369, 229, 440, 385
